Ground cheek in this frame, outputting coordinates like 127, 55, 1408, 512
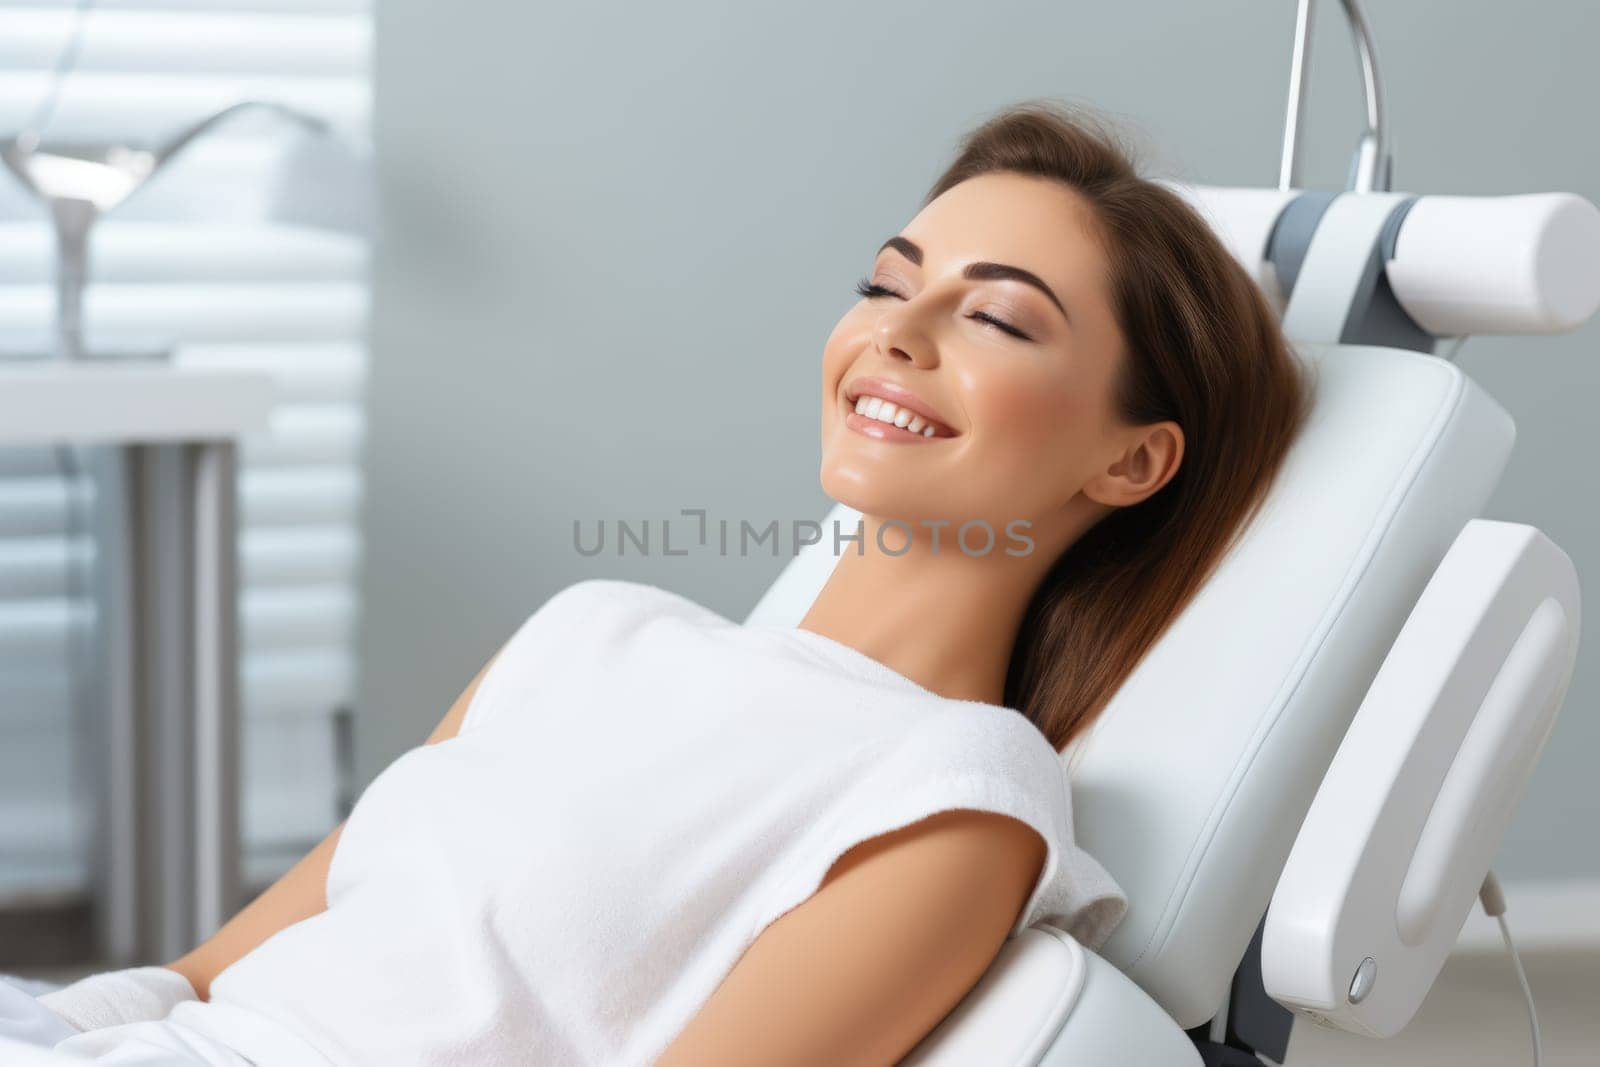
819, 313, 863, 395
971, 368, 1096, 457
959, 365, 1105, 520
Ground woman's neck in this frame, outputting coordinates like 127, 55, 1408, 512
796, 516, 1066, 707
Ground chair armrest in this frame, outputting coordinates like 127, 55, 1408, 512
1263, 520, 1580, 1037
901, 922, 1201, 1066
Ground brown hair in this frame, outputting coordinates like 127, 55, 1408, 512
924, 100, 1316, 752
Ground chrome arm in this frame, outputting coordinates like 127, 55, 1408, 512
1278, 0, 1392, 193
1278, 0, 1315, 191
1340, 0, 1390, 193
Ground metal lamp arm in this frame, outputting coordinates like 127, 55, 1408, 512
1279, 0, 1392, 193
149, 100, 330, 171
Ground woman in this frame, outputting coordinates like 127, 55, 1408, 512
15, 100, 1311, 1066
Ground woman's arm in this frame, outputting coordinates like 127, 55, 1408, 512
164, 644, 506, 1000
654, 808, 1048, 1067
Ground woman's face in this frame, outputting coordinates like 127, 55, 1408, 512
820, 171, 1152, 546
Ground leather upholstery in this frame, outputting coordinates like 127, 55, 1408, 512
899, 925, 1201, 1066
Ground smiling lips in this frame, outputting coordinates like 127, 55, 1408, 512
842, 377, 957, 442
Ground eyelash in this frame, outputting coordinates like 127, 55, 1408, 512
852, 277, 1032, 341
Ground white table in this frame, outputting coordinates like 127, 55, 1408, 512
0, 362, 275, 965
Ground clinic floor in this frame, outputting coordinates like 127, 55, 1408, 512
1286, 946, 1599, 1066
13, 947, 1598, 1064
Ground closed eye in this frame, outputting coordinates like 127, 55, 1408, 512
852, 277, 1033, 341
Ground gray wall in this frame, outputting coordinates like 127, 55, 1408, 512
364, 0, 1600, 879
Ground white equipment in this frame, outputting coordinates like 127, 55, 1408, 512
747, 3, 1593, 1060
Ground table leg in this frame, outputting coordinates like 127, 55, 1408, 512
189, 441, 241, 945
91, 443, 242, 965
88, 447, 140, 966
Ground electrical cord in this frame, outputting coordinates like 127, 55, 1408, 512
1478, 870, 1543, 1067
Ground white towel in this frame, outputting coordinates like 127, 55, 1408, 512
37, 967, 198, 1034
156, 578, 1127, 1065
0, 974, 239, 1065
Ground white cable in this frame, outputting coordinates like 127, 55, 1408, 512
1441, 334, 1471, 361
1479, 870, 1543, 1067
1494, 914, 1543, 1067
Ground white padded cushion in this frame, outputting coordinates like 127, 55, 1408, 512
897, 926, 1200, 1066
746, 342, 1515, 1026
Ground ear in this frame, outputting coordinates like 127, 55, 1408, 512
1083, 420, 1184, 508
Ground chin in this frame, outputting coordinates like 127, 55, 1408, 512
818, 462, 953, 533
818, 407, 971, 530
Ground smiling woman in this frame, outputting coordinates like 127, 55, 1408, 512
655, 101, 1314, 1065
813, 100, 1314, 748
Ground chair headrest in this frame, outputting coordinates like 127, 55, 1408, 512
745, 341, 1514, 1027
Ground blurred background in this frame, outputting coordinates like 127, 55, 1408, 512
0, 0, 370, 959
0, 1, 1595, 1062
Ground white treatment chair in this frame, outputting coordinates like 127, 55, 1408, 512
745, 185, 1600, 1064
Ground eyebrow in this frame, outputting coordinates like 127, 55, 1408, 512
876, 235, 1072, 327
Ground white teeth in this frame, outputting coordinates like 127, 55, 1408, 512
849, 391, 947, 437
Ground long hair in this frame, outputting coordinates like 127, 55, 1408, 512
924, 100, 1315, 751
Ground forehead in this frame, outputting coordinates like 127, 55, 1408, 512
898, 171, 1107, 287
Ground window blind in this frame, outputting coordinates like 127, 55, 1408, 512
0, 0, 370, 897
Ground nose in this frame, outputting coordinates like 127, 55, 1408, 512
872, 301, 939, 369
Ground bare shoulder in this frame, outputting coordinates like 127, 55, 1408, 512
654, 809, 1047, 1067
